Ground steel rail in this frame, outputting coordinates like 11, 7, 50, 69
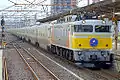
3, 57, 9, 80
13, 44, 40, 80
101, 69, 120, 79
33, 46, 112, 80
33, 46, 110, 80
84, 69, 116, 80
22, 46, 60, 80
14, 43, 60, 80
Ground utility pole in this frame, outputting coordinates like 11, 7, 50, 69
112, 9, 118, 50
115, 21, 118, 50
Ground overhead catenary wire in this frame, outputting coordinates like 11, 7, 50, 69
8, 0, 17, 5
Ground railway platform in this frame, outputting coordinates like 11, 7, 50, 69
0, 49, 2, 80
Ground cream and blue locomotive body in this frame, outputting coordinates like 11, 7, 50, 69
50, 19, 113, 68
8, 17, 113, 68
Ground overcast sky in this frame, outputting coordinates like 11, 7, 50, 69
0, 0, 12, 10
0, 0, 92, 10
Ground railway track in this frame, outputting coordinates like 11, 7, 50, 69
87, 69, 120, 80
13, 40, 120, 80
3, 57, 9, 80
35, 47, 120, 80
101, 69, 120, 79
13, 43, 60, 80
59, 57, 120, 80
27, 45, 120, 80
32, 45, 120, 80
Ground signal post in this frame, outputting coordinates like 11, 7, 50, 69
1, 16, 6, 48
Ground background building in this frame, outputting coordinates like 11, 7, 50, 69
51, 0, 77, 14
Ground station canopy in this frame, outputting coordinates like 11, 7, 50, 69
37, 0, 120, 23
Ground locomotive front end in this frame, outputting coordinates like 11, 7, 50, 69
72, 20, 113, 68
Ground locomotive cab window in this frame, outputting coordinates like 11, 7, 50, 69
95, 25, 111, 32
74, 25, 93, 32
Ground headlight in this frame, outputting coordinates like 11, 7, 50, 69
102, 20, 106, 24
82, 20, 86, 24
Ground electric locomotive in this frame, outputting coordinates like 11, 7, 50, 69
48, 15, 113, 68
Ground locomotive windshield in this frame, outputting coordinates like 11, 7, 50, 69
95, 25, 111, 32
74, 25, 93, 32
